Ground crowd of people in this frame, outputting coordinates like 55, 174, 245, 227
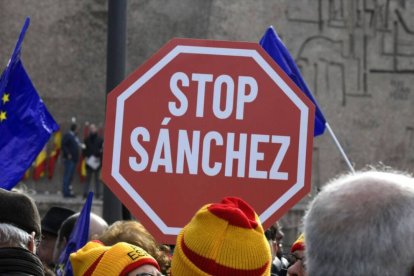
1, 168, 414, 275
61, 122, 103, 199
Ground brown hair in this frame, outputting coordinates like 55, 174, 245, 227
98, 220, 170, 274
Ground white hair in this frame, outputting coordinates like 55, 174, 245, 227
304, 170, 414, 276
0, 223, 32, 249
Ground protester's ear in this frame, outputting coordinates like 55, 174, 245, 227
28, 232, 36, 253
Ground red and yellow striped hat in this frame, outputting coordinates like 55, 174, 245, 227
70, 240, 160, 276
290, 234, 305, 253
171, 197, 271, 276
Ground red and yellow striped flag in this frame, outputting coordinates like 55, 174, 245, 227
48, 131, 62, 180
79, 158, 87, 182
78, 123, 89, 182
21, 169, 30, 181
33, 147, 47, 181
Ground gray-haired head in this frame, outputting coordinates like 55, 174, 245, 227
304, 170, 414, 276
0, 223, 33, 250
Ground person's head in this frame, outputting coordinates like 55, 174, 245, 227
0, 223, 36, 251
0, 223, 45, 276
98, 220, 170, 274
89, 123, 97, 135
0, 188, 41, 253
70, 123, 77, 132
70, 240, 161, 276
52, 212, 108, 263
38, 207, 74, 266
287, 234, 306, 276
304, 170, 414, 276
171, 196, 271, 275
88, 213, 109, 240
265, 221, 284, 259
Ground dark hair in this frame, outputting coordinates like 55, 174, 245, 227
265, 222, 282, 241
70, 123, 77, 132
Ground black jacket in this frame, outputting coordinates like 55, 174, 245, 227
83, 133, 103, 170
62, 131, 80, 162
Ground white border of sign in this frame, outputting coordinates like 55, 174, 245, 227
111, 45, 309, 235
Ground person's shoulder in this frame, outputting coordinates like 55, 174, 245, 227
63, 131, 74, 137
62, 132, 70, 140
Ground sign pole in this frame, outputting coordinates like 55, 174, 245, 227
103, 0, 127, 224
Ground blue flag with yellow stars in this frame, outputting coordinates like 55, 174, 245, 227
0, 18, 59, 190
259, 26, 326, 136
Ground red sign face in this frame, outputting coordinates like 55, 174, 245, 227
102, 38, 315, 243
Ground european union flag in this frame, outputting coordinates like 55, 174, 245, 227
56, 192, 93, 276
259, 26, 326, 136
0, 18, 59, 190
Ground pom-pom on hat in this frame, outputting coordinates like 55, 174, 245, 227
290, 234, 305, 253
171, 197, 271, 276
70, 240, 160, 276
0, 188, 41, 238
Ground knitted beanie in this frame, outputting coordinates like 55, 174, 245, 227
171, 197, 271, 276
70, 241, 160, 276
290, 234, 305, 253
0, 188, 41, 238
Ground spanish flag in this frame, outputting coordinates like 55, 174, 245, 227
79, 158, 87, 182
48, 131, 62, 180
78, 123, 89, 182
21, 169, 30, 181
33, 147, 47, 181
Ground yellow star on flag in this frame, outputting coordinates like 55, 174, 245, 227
2, 93, 10, 104
0, 111, 6, 122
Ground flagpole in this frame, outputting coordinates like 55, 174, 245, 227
325, 123, 355, 173
259, 27, 355, 174
103, 0, 127, 224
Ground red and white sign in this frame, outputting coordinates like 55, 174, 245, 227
102, 38, 315, 243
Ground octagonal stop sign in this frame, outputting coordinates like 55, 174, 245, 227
102, 38, 315, 243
